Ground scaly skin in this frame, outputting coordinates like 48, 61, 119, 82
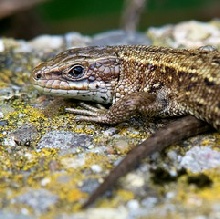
32, 45, 220, 207
32, 45, 220, 129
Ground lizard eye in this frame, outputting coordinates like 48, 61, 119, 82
68, 65, 84, 78
36, 73, 42, 79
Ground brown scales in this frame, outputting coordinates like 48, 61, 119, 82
114, 45, 220, 129
32, 45, 220, 128
32, 45, 220, 207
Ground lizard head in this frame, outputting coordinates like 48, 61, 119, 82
32, 46, 120, 104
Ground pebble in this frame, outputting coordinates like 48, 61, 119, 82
0, 112, 4, 119
61, 155, 85, 168
0, 39, 4, 52
173, 21, 220, 47
141, 197, 158, 208
148, 20, 220, 48
10, 124, 38, 146
81, 178, 100, 194
91, 164, 102, 173
114, 138, 130, 154
60, 208, 127, 219
179, 146, 220, 173
41, 177, 51, 187
124, 173, 145, 188
126, 199, 140, 209
63, 32, 92, 48
30, 35, 64, 51
103, 127, 117, 136
85, 208, 128, 219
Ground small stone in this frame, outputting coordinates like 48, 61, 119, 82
86, 208, 127, 219
31, 35, 63, 51
10, 124, 38, 146
41, 177, 51, 187
126, 199, 140, 209
114, 139, 130, 154
0, 39, 4, 52
141, 197, 158, 208
0, 112, 4, 119
63, 32, 92, 48
0, 120, 8, 126
124, 173, 145, 187
91, 165, 102, 173
61, 155, 85, 168
166, 191, 176, 199
103, 127, 117, 136
81, 178, 100, 194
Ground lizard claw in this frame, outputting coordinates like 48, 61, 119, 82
65, 102, 109, 122
78, 102, 107, 112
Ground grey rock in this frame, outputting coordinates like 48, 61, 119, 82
179, 146, 220, 173
37, 131, 94, 152
10, 124, 38, 146
14, 188, 58, 213
81, 178, 100, 194
0, 210, 33, 219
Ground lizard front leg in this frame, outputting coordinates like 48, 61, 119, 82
65, 92, 167, 124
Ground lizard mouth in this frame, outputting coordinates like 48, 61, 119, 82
32, 77, 113, 104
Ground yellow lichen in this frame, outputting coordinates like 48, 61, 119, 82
177, 167, 220, 207
97, 189, 134, 208
66, 188, 87, 202
84, 153, 112, 169
116, 189, 134, 200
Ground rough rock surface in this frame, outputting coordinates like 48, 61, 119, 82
0, 21, 220, 218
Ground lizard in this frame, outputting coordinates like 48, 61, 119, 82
31, 45, 220, 207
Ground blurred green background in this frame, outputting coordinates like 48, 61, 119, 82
1, 0, 220, 39
36, 0, 220, 34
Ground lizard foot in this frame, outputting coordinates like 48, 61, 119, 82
65, 102, 109, 123
65, 92, 165, 124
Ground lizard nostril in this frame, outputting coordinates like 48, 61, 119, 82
36, 73, 42, 79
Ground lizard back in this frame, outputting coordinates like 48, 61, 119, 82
113, 45, 220, 129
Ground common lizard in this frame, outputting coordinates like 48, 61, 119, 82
31, 45, 220, 207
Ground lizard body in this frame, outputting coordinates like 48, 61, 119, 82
32, 45, 220, 207
32, 45, 220, 129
